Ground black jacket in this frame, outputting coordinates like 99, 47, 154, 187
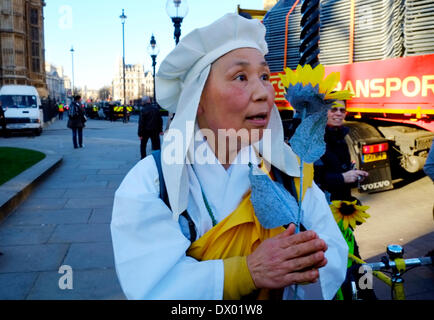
138, 104, 163, 136
67, 102, 86, 129
0, 106, 5, 125
314, 125, 356, 201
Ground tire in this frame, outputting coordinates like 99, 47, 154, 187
344, 133, 360, 169
344, 121, 385, 169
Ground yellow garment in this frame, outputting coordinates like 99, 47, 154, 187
187, 161, 314, 299
187, 191, 284, 299
223, 256, 256, 300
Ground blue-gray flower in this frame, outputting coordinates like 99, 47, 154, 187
285, 83, 335, 117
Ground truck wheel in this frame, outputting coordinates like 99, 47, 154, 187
344, 134, 360, 169
34, 128, 42, 136
344, 121, 385, 169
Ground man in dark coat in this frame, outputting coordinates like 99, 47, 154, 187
67, 95, 86, 149
138, 96, 163, 159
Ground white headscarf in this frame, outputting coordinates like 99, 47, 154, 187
156, 13, 300, 220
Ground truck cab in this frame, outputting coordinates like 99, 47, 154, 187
0, 85, 43, 135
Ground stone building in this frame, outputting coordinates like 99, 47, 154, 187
112, 58, 154, 104
45, 62, 67, 102
0, 0, 47, 97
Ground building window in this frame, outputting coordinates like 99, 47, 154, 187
31, 27, 39, 41
32, 58, 40, 73
30, 8, 39, 25
31, 42, 39, 56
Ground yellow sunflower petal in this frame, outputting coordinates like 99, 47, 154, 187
342, 216, 349, 230
312, 64, 325, 85
320, 72, 340, 94
331, 101, 345, 108
330, 207, 338, 216
295, 64, 303, 74
279, 67, 292, 87
348, 217, 357, 229
279, 74, 288, 88
333, 214, 342, 225
331, 200, 342, 207
354, 214, 366, 224
299, 64, 313, 86
327, 90, 354, 100
360, 212, 371, 219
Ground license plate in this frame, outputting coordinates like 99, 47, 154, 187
6, 123, 38, 129
362, 152, 387, 163
6, 124, 28, 129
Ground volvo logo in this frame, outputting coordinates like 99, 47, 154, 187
360, 180, 391, 191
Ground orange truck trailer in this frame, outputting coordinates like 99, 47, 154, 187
241, 0, 434, 193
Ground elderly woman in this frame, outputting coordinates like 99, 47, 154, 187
111, 13, 347, 300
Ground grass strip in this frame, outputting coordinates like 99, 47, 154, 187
0, 147, 46, 186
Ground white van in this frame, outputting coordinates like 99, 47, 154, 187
0, 85, 43, 135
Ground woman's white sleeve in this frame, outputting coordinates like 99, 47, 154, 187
110, 156, 224, 299
302, 182, 348, 299
283, 182, 348, 300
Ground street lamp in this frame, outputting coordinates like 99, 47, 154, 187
120, 9, 128, 123
166, 0, 189, 45
70, 46, 75, 96
165, 0, 188, 128
147, 34, 159, 106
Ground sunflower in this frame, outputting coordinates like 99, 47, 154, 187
330, 200, 370, 230
279, 64, 353, 116
279, 64, 353, 101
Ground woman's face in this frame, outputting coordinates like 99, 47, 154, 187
327, 101, 347, 127
197, 48, 275, 146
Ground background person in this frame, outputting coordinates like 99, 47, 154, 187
423, 139, 434, 182
111, 14, 347, 300
423, 139, 434, 220
67, 95, 86, 149
138, 96, 163, 159
314, 100, 376, 300
314, 101, 369, 202
0, 101, 7, 137
58, 101, 65, 120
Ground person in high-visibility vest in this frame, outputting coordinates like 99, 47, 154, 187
58, 102, 65, 120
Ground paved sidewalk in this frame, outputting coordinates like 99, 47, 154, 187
0, 116, 151, 299
1, 116, 432, 300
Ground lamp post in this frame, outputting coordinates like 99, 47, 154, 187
70, 46, 75, 96
165, 0, 188, 128
147, 34, 159, 106
120, 9, 128, 123
166, 0, 189, 45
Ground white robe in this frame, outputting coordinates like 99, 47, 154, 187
110, 140, 348, 300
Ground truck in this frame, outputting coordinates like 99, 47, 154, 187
240, 0, 434, 193
0, 85, 44, 135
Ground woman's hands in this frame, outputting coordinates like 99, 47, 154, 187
342, 169, 369, 184
246, 224, 328, 289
